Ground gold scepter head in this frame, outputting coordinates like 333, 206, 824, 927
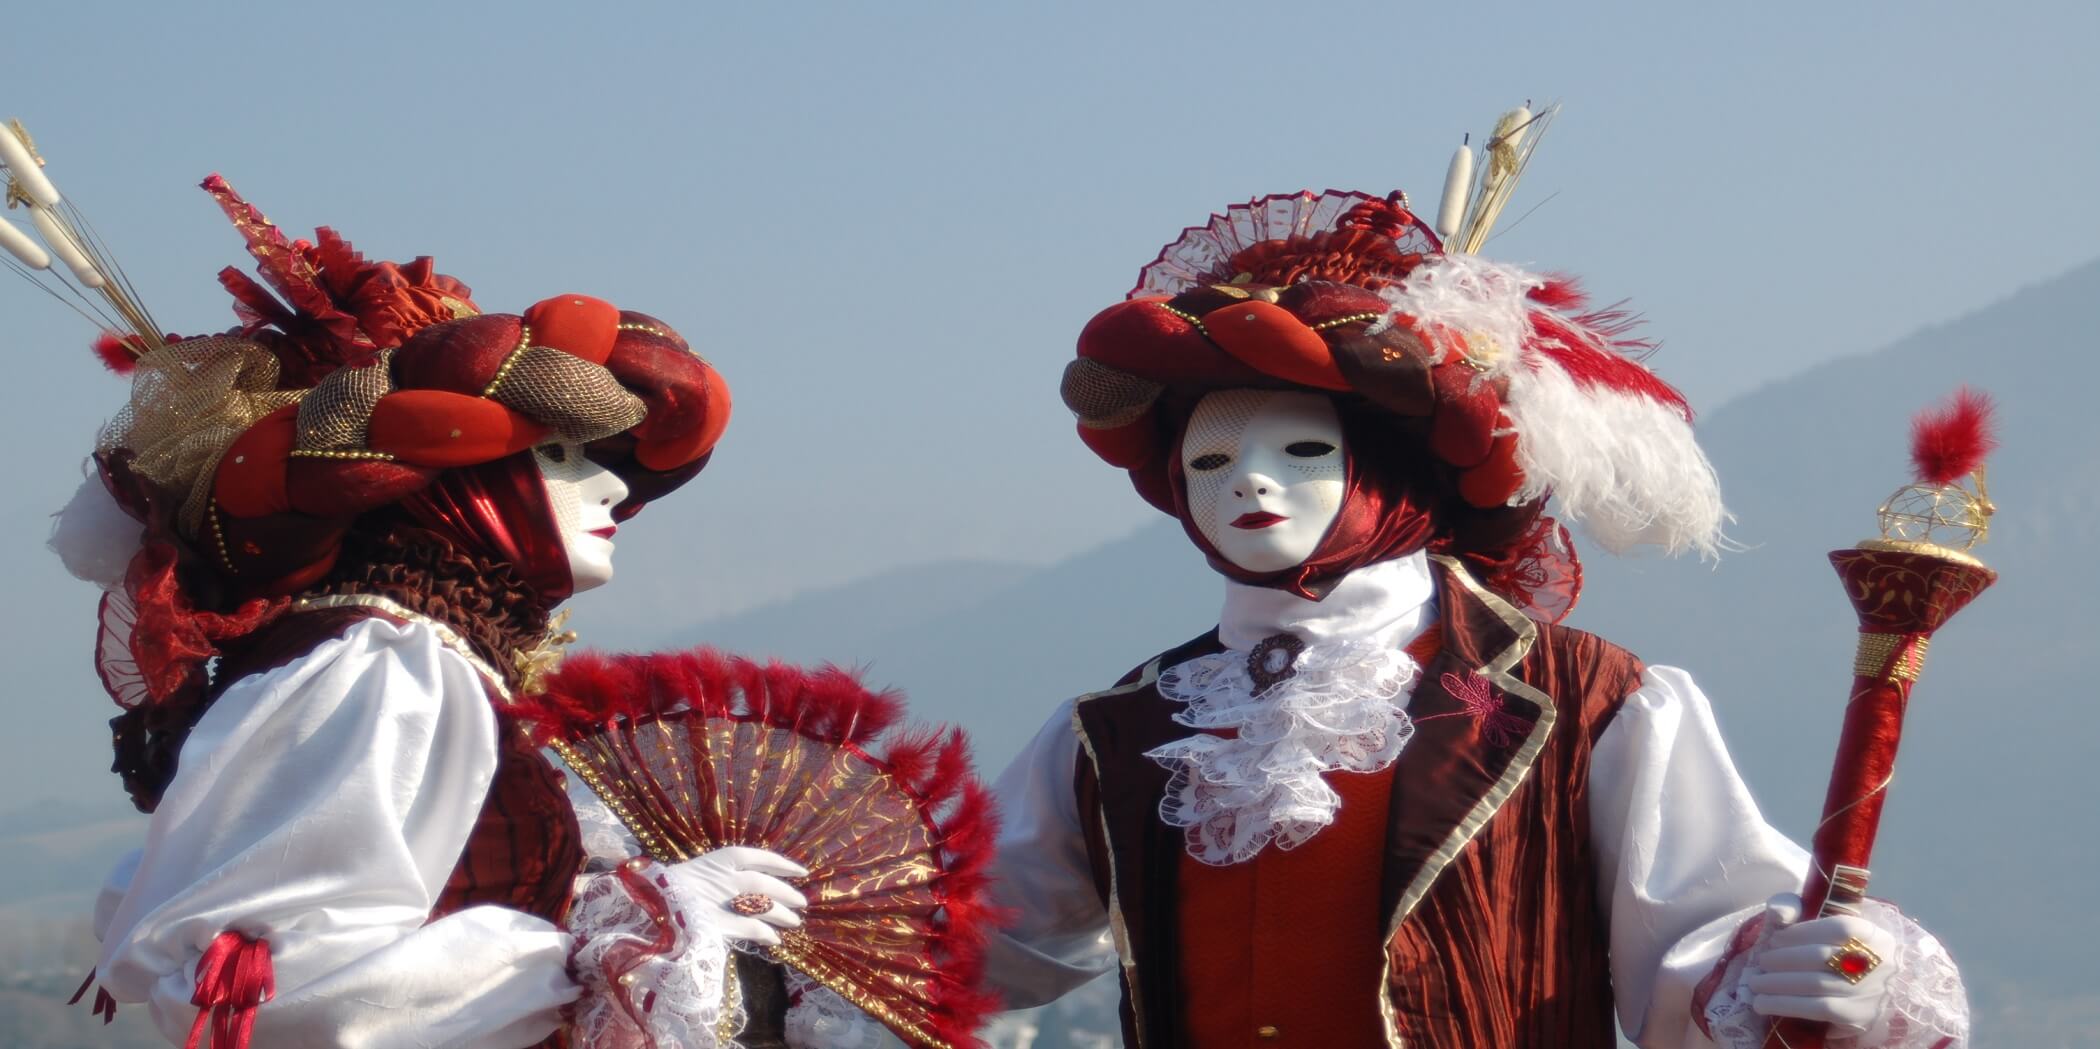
1864, 387, 1998, 566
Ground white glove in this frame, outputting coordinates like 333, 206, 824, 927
1745, 893, 1898, 1031
662, 846, 811, 947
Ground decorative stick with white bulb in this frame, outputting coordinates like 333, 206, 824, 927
1434, 137, 1473, 243
0, 118, 161, 355
1446, 101, 1559, 254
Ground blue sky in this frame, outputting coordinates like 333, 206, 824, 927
3, 0, 2096, 804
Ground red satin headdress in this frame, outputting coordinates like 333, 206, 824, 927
94, 177, 732, 602
1063, 189, 1724, 616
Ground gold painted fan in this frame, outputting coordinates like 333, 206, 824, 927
521, 647, 1000, 1049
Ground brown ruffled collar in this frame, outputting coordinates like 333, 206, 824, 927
308, 523, 552, 689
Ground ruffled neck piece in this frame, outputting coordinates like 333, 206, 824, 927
1150, 553, 1437, 865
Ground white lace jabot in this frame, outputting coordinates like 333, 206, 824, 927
1149, 554, 1438, 866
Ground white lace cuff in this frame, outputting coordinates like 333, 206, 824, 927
782, 968, 892, 1049
567, 860, 742, 1049
1700, 899, 1969, 1049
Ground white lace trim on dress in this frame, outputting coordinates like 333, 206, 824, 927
568, 864, 743, 1049
1146, 636, 1420, 865
782, 968, 891, 1049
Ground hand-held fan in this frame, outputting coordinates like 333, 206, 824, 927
519, 648, 1002, 1049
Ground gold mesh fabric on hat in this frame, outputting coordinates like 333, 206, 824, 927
1061, 358, 1163, 429
98, 336, 305, 535
489, 347, 646, 442
295, 349, 394, 452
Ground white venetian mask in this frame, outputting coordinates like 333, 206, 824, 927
533, 442, 630, 594
1180, 389, 1347, 573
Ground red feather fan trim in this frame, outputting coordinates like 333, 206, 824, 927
1910, 387, 1997, 486
520, 649, 1006, 1049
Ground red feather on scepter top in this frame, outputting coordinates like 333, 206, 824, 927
1878, 386, 1999, 552
1909, 387, 1997, 486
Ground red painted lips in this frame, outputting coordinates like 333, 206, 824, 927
1230, 511, 1287, 530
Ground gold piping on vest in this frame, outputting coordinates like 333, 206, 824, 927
1376, 556, 1557, 1049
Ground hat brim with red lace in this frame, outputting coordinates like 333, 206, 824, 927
1062, 190, 1725, 617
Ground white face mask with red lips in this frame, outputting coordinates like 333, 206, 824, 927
1179, 389, 1348, 573
533, 442, 629, 595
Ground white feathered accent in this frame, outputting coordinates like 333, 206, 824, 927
1377, 254, 1728, 558
1374, 253, 1543, 373
49, 466, 141, 590
1500, 360, 1728, 558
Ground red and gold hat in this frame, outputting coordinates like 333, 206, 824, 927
1063, 189, 1725, 564
93, 177, 730, 600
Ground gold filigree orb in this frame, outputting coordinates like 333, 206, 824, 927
1877, 471, 1994, 551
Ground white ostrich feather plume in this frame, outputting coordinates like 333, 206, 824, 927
1376, 254, 1729, 558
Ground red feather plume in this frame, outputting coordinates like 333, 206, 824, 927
1909, 387, 1997, 486
93, 332, 141, 375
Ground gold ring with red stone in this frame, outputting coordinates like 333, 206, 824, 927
1827, 937, 1882, 984
728, 893, 775, 917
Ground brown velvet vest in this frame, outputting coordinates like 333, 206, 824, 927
1072, 556, 1645, 1049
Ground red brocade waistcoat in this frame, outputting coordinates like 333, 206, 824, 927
1072, 557, 1645, 1049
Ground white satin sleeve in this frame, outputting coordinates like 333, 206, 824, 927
1589, 665, 1810, 1049
978, 698, 1119, 1008
94, 616, 578, 1049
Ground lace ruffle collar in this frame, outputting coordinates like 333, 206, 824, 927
1147, 554, 1437, 865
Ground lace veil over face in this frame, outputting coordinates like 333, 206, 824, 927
1179, 390, 1347, 574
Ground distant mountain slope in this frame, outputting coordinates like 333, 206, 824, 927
665, 558, 1038, 661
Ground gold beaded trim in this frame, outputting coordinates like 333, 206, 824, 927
289, 593, 511, 700
547, 738, 690, 863
615, 321, 672, 339
1155, 301, 1208, 336
1309, 311, 1383, 332
1854, 633, 1929, 683
480, 323, 533, 398
206, 500, 237, 574
286, 448, 397, 461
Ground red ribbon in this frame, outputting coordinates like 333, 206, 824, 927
67, 968, 119, 1024
566, 859, 686, 1049
184, 931, 274, 1049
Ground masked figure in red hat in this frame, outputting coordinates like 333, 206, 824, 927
977, 192, 1971, 1048
48, 178, 807, 1049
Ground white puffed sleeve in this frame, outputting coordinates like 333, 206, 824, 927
978, 698, 1119, 1008
1592, 666, 1970, 1049
95, 617, 577, 1048
1588, 665, 1811, 1049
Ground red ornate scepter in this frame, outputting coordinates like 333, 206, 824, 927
1765, 390, 1998, 1049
